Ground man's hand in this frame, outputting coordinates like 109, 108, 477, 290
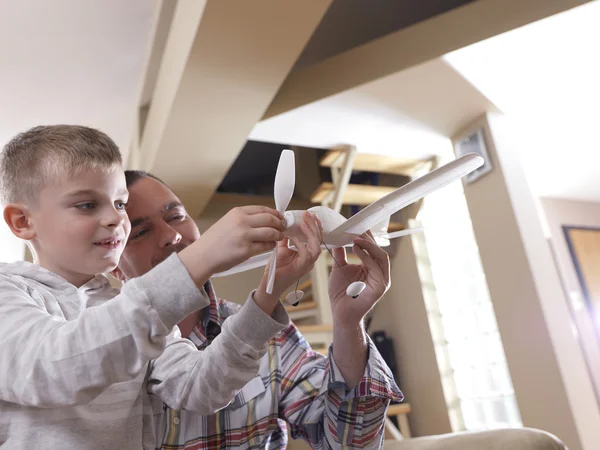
328, 231, 391, 328
254, 212, 322, 314
328, 231, 391, 387
179, 206, 285, 285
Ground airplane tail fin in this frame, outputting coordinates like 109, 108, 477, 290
371, 217, 391, 247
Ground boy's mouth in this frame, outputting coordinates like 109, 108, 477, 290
94, 238, 122, 249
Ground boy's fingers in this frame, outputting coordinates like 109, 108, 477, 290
246, 212, 285, 231
239, 205, 283, 219
250, 241, 277, 255
249, 227, 285, 243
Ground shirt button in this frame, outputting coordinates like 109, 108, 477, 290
173, 417, 180, 426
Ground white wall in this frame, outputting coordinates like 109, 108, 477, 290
0, 219, 24, 263
370, 237, 453, 437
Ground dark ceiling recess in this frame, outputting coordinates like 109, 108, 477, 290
217, 141, 303, 196
294, 0, 475, 70
218, 140, 409, 202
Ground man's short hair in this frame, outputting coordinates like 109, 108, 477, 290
124, 170, 166, 189
0, 125, 122, 206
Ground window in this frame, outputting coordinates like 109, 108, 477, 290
412, 155, 521, 431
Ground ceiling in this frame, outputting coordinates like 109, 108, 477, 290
293, 0, 474, 69
134, 0, 492, 217
0, 0, 593, 224
0, 0, 159, 158
250, 58, 498, 161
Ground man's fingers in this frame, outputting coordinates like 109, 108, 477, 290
354, 237, 390, 281
310, 212, 324, 236
289, 236, 310, 266
362, 230, 377, 244
352, 241, 380, 277
300, 213, 322, 261
300, 212, 320, 238
275, 237, 291, 255
331, 246, 348, 267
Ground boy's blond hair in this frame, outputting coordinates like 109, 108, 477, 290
0, 125, 122, 206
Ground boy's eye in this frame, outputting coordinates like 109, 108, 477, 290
75, 202, 96, 210
115, 201, 127, 211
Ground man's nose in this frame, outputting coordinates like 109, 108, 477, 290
159, 223, 182, 247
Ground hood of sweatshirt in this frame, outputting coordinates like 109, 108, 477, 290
0, 260, 112, 296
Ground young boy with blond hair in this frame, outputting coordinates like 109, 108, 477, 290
0, 125, 318, 449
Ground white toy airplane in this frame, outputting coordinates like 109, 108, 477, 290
212, 150, 483, 304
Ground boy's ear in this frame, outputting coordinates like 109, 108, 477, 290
3, 204, 36, 240
110, 266, 126, 282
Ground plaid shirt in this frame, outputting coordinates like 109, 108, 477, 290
157, 282, 403, 449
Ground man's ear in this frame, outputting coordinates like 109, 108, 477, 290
3, 204, 36, 241
110, 266, 127, 282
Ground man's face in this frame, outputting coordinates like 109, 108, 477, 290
116, 177, 200, 280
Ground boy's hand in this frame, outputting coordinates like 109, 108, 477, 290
254, 212, 322, 314
180, 206, 285, 283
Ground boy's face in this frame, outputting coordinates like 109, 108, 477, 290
115, 177, 200, 280
29, 166, 130, 286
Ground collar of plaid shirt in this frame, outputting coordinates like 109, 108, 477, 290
190, 281, 222, 346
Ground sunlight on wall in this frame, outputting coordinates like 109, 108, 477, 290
444, 1, 600, 201
412, 152, 521, 431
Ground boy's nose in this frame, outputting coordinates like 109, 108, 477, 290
101, 208, 125, 228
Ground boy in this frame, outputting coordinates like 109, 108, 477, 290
0, 125, 319, 449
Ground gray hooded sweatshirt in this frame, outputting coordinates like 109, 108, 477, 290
0, 253, 288, 449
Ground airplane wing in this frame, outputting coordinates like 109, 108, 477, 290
211, 154, 482, 279
325, 153, 483, 245
213, 226, 425, 278
211, 252, 272, 278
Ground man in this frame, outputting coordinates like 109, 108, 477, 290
115, 171, 403, 449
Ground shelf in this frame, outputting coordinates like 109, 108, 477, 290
320, 150, 423, 176
311, 182, 397, 205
